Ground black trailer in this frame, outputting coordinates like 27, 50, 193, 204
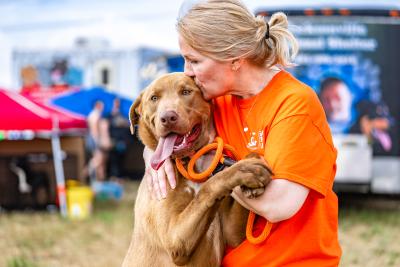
255, 3, 400, 194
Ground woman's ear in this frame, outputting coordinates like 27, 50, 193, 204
231, 59, 243, 71
129, 92, 143, 135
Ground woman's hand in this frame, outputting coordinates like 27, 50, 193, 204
143, 147, 177, 200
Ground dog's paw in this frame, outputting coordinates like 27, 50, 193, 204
232, 158, 272, 188
240, 185, 265, 199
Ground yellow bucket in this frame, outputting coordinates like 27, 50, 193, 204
66, 185, 94, 220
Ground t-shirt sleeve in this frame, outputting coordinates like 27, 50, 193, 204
264, 114, 337, 197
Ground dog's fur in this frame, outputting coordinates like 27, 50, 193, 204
122, 73, 272, 267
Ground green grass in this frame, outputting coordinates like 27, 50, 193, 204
7, 256, 38, 267
0, 181, 138, 267
1, 182, 400, 267
338, 195, 400, 267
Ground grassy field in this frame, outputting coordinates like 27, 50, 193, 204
338, 193, 400, 267
0, 182, 139, 267
1, 181, 400, 267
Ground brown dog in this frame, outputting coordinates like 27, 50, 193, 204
122, 73, 272, 267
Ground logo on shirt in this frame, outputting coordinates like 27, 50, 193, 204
247, 130, 264, 150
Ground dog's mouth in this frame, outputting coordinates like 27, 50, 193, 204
150, 124, 202, 170
173, 124, 202, 152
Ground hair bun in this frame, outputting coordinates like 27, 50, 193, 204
269, 12, 288, 29
254, 15, 268, 41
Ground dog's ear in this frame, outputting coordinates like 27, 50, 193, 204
129, 92, 143, 135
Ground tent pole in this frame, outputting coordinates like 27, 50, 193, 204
51, 119, 67, 217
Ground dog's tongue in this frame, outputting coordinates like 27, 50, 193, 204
150, 134, 178, 170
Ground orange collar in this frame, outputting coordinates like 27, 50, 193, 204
175, 136, 272, 245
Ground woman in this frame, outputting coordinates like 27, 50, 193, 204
145, 0, 341, 266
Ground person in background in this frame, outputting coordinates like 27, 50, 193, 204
85, 100, 111, 182
20, 65, 41, 94
50, 59, 69, 91
108, 98, 130, 181
350, 100, 394, 155
319, 77, 353, 134
144, 0, 341, 266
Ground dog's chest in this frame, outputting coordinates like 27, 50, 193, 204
184, 180, 202, 195
181, 153, 214, 195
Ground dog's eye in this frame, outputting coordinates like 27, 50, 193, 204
181, 89, 192, 96
150, 95, 158, 101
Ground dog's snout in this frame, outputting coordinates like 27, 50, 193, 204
160, 110, 179, 126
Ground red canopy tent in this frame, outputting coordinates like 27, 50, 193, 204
0, 89, 86, 133
0, 89, 87, 216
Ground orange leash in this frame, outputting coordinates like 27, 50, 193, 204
175, 137, 272, 244
246, 211, 273, 244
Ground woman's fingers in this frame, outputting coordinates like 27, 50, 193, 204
143, 145, 174, 200
164, 158, 177, 189
158, 166, 167, 198
145, 168, 156, 200
152, 169, 162, 200
149, 159, 175, 200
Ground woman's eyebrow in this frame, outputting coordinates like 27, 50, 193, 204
183, 53, 196, 60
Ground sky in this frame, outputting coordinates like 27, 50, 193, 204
0, 0, 399, 89
0, 0, 267, 52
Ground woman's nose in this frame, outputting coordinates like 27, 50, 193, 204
184, 62, 194, 77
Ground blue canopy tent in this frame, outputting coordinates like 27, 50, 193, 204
51, 87, 133, 119
50, 87, 133, 200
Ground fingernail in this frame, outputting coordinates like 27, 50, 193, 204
162, 192, 166, 198
171, 182, 176, 189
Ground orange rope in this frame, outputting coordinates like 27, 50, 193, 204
175, 137, 271, 244
246, 210, 273, 244
187, 137, 224, 181
175, 137, 223, 183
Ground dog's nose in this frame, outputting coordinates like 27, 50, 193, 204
160, 110, 179, 126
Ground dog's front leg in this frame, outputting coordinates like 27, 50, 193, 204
160, 157, 271, 265
219, 196, 249, 247
162, 199, 222, 266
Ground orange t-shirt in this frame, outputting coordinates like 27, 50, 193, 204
213, 70, 341, 267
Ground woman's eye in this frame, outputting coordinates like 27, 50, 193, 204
182, 89, 192, 96
151, 95, 158, 101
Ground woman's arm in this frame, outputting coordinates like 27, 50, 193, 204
231, 179, 309, 223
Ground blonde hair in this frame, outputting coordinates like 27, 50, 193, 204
176, 0, 298, 68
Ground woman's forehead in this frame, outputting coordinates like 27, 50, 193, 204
179, 37, 201, 58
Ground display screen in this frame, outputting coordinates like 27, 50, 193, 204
288, 17, 400, 156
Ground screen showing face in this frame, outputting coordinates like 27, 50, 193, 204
288, 16, 400, 156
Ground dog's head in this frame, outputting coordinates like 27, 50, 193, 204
130, 72, 215, 170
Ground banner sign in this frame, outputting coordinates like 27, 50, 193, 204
289, 17, 400, 156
